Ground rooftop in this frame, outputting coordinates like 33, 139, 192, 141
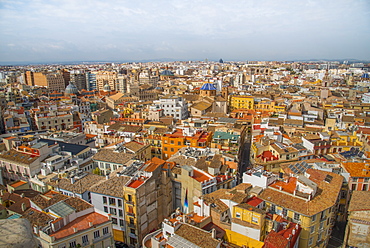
93, 148, 135, 164
171, 223, 220, 248
47, 173, 105, 194
89, 175, 131, 198
348, 191, 370, 211
259, 169, 343, 216
50, 212, 109, 240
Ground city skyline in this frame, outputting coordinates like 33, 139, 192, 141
1, 0, 370, 64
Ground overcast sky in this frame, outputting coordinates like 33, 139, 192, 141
0, 0, 369, 63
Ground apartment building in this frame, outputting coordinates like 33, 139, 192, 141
230, 95, 254, 111
258, 169, 343, 248
122, 157, 173, 247
34, 113, 73, 131
90, 175, 131, 242
342, 162, 370, 191
25, 71, 65, 93
152, 96, 188, 120
162, 129, 213, 159
21, 191, 114, 248
0, 142, 52, 181
343, 191, 370, 247
96, 71, 117, 92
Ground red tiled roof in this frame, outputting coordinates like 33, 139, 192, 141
192, 169, 212, 183
127, 177, 146, 188
246, 196, 263, 207
10, 181, 27, 188
263, 231, 288, 248
50, 212, 109, 240
269, 177, 297, 194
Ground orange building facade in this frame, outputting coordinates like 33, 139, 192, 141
161, 129, 213, 159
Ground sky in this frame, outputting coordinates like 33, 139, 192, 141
0, 0, 369, 63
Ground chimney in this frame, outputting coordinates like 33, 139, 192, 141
89, 222, 93, 227
20, 193, 24, 198
21, 202, 26, 212
211, 228, 216, 239
73, 227, 78, 233
70, 177, 75, 184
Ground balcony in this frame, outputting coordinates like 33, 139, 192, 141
129, 232, 138, 239
93, 232, 112, 243
127, 212, 135, 217
126, 201, 134, 205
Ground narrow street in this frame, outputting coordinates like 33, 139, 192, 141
237, 128, 252, 184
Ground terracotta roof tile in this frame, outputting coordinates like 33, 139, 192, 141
259, 169, 343, 216
174, 223, 220, 248
348, 191, 370, 211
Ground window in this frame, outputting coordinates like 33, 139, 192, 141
164, 147, 168, 151
104, 206, 108, 213
119, 209, 123, 217
120, 219, 124, 226
112, 217, 118, 225
110, 208, 117, 215
282, 208, 288, 216
82, 235, 88, 244
109, 198, 116, 205
294, 212, 300, 222
103, 196, 107, 204
103, 227, 109, 235
94, 230, 100, 239
308, 237, 313, 246
128, 194, 132, 202
270, 204, 276, 213
118, 199, 122, 207
236, 212, 241, 218
353, 178, 358, 182
320, 221, 324, 230
170, 140, 174, 144
252, 216, 258, 224
130, 228, 135, 234
69, 240, 77, 248
170, 148, 174, 152
352, 184, 357, 191
363, 184, 368, 191
310, 226, 315, 233
312, 214, 316, 222
178, 141, 181, 145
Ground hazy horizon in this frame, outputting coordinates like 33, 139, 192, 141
1, 0, 370, 64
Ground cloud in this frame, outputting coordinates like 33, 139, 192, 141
0, 0, 369, 62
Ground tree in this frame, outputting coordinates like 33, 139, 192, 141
93, 167, 101, 175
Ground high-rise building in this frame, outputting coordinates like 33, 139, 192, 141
25, 71, 65, 93
70, 72, 87, 90
96, 71, 117, 91
123, 157, 173, 247
86, 71, 97, 91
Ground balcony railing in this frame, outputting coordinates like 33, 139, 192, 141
93, 232, 112, 243
127, 212, 135, 217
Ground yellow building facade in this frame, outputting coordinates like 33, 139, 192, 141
230, 95, 254, 111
